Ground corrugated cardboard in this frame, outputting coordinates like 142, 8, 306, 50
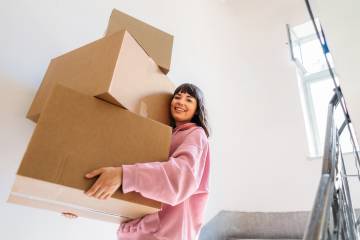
8, 176, 134, 223
26, 30, 174, 125
105, 8, 173, 74
9, 84, 172, 223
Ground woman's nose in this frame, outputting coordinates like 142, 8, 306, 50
178, 101, 186, 106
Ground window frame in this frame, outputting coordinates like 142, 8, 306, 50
287, 23, 335, 157
298, 69, 333, 157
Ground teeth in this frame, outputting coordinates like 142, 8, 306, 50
175, 107, 185, 112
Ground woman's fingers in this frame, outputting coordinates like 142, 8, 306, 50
85, 168, 103, 178
99, 190, 109, 200
98, 186, 117, 200
62, 212, 78, 219
104, 186, 117, 200
85, 167, 122, 199
86, 179, 101, 196
95, 186, 107, 199
104, 193, 112, 200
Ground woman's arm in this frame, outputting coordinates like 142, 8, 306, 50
122, 128, 208, 206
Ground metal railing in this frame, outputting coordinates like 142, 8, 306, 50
302, 1, 360, 239
303, 88, 360, 239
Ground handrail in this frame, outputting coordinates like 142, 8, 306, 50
303, 90, 360, 240
301, 0, 360, 238
304, 0, 360, 171
321, 94, 338, 175
303, 90, 360, 239
303, 174, 332, 239
303, 92, 337, 239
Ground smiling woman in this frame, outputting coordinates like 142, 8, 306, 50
170, 83, 210, 137
171, 91, 198, 126
82, 83, 211, 240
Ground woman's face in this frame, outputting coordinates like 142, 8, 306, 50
170, 91, 197, 126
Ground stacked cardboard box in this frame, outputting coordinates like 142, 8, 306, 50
8, 9, 175, 224
105, 9, 173, 74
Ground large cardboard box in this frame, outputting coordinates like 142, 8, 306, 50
105, 8, 173, 74
26, 30, 174, 125
9, 84, 172, 223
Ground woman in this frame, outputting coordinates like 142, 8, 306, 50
84, 83, 211, 240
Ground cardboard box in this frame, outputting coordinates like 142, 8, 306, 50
105, 8, 173, 74
9, 84, 172, 223
26, 30, 175, 125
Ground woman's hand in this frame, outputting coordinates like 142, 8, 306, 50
85, 166, 123, 200
62, 212, 78, 219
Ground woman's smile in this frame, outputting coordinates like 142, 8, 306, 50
170, 92, 197, 125
174, 106, 186, 113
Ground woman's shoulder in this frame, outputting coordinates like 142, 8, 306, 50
182, 126, 208, 147
187, 126, 207, 137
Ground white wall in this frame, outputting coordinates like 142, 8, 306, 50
311, 0, 360, 145
173, 0, 322, 216
0, 0, 327, 239
310, 0, 360, 215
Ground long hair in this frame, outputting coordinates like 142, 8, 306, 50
170, 83, 210, 137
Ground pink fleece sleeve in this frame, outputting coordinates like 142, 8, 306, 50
121, 128, 208, 206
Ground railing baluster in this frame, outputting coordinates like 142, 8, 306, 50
303, 91, 360, 239
301, 0, 360, 238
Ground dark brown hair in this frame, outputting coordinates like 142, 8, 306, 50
170, 83, 210, 137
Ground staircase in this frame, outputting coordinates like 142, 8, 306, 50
200, 1, 360, 239
199, 210, 308, 240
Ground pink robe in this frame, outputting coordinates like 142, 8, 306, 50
117, 122, 211, 240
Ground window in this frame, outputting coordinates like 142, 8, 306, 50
287, 20, 352, 157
